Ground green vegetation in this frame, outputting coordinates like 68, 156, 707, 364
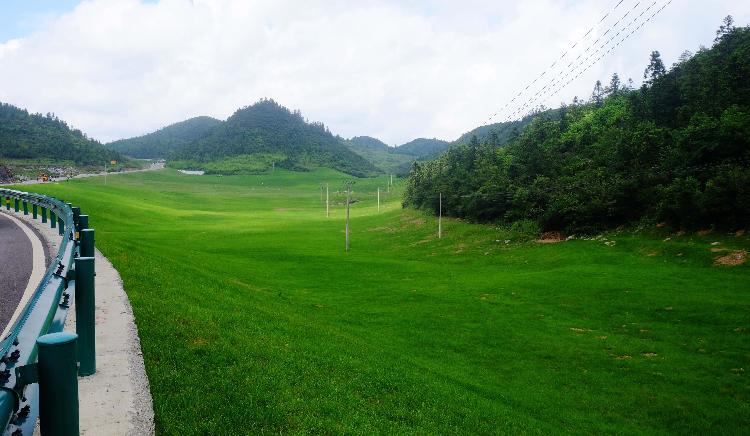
168, 153, 286, 175
405, 22, 750, 233
346, 136, 417, 175
393, 137, 451, 158
175, 99, 378, 177
0, 102, 121, 165
108, 116, 221, 159
22, 169, 749, 434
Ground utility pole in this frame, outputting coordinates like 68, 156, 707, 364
391, 174, 393, 187
438, 192, 442, 239
326, 183, 329, 218
345, 184, 351, 251
272, 161, 275, 173
320, 184, 323, 203
377, 187, 380, 212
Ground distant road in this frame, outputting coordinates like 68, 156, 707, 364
0, 213, 33, 333
3, 161, 165, 186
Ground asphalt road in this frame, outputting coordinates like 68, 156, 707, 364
0, 213, 33, 334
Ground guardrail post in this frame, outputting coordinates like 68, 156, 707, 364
14, 198, 19, 212
71, 207, 80, 230
37, 332, 79, 436
4, 196, 9, 210
42, 206, 48, 223
23, 201, 28, 216
33, 204, 38, 219
58, 218, 64, 236
78, 215, 89, 242
50, 211, 57, 229
75, 257, 96, 376
80, 229, 95, 258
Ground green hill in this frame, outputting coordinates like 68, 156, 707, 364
349, 136, 391, 151
108, 116, 221, 159
0, 102, 120, 165
405, 21, 750, 232
172, 100, 378, 177
345, 136, 416, 175
394, 138, 450, 158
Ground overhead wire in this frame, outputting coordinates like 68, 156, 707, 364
480, 0, 628, 127
504, 0, 673, 122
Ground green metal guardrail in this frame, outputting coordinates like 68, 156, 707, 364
0, 189, 96, 436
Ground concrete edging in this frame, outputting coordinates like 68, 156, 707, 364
4, 207, 155, 435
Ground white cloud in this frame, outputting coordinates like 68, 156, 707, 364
0, 0, 748, 145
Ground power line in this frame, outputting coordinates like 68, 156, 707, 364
482, 0, 632, 126
505, 0, 673, 122
484, 0, 674, 127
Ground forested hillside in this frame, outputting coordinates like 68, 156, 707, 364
345, 136, 416, 175
172, 99, 378, 177
108, 116, 220, 158
0, 102, 120, 165
405, 20, 750, 232
394, 138, 450, 158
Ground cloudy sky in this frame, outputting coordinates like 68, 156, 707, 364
0, 0, 748, 145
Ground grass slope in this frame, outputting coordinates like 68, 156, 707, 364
21, 170, 749, 434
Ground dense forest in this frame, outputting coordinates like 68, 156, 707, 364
405, 19, 750, 232
108, 116, 221, 158
0, 102, 120, 165
166, 100, 378, 177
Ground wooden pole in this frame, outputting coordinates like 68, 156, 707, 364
345, 185, 351, 251
377, 187, 380, 212
326, 184, 329, 218
438, 192, 442, 239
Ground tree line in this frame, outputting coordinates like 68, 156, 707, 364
404, 18, 749, 232
0, 102, 121, 165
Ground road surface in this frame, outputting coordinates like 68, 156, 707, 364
0, 213, 34, 333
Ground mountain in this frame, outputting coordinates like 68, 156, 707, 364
344, 136, 416, 175
108, 116, 221, 158
174, 99, 378, 177
394, 138, 450, 158
0, 102, 120, 165
349, 136, 390, 151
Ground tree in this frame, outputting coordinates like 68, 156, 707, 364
643, 51, 666, 86
605, 73, 621, 96
715, 15, 734, 43
591, 80, 605, 106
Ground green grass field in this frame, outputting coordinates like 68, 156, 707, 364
21, 169, 749, 434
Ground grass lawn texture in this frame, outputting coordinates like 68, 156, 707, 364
20, 169, 749, 434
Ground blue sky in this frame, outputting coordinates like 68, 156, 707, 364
1, 1, 749, 144
0, 0, 80, 41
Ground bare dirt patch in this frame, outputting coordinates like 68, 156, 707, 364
714, 250, 747, 266
697, 229, 712, 236
537, 231, 565, 244
710, 247, 729, 253
736, 229, 746, 237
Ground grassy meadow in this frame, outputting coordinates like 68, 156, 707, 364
19, 169, 750, 434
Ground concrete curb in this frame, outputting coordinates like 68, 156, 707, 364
6, 208, 155, 435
